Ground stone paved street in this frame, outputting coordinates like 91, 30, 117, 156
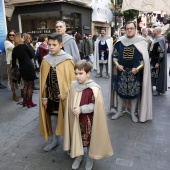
0, 54, 170, 170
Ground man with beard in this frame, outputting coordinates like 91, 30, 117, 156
56, 21, 80, 64
110, 21, 152, 123
150, 27, 167, 95
94, 28, 113, 78
120, 27, 126, 36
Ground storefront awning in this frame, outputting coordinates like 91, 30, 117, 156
122, 0, 170, 14
5, 0, 92, 7
67, 0, 92, 7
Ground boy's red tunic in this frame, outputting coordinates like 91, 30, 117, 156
79, 88, 95, 147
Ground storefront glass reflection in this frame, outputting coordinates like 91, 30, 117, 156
21, 11, 81, 35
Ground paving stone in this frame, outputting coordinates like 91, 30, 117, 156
132, 150, 151, 160
158, 161, 170, 170
135, 142, 152, 151
12, 160, 30, 169
116, 158, 133, 167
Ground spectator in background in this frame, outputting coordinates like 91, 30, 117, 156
12, 33, 36, 108
66, 28, 72, 36
34, 35, 42, 66
31, 40, 40, 78
83, 33, 93, 62
23, 33, 36, 58
72, 30, 77, 38
39, 34, 49, 65
88, 34, 92, 40
32, 35, 41, 51
75, 33, 84, 59
23, 33, 39, 81
4, 30, 20, 101
120, 27, 126, 36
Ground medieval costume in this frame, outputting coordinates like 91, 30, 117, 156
94, 35, 113, 78
64, 79, 113, 159
149, 35, 167, 94
62, 34, 80, 64
39, 50, 75, 141
144, 35, 153, 51
110, 36, 152, 122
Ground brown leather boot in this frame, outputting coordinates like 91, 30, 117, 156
13, 93, 19, 102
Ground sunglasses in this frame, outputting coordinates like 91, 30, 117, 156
9, 34, 15, 37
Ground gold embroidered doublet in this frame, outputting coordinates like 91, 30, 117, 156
123, 47, 134, 60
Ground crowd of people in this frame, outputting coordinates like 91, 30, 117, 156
0, 19, 169, 170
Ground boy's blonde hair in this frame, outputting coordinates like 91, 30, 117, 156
74, 60, 92, 73
14, 33, 23, 46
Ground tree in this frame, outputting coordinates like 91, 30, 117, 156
108, 0, 139, 24
123, 9, 139, 23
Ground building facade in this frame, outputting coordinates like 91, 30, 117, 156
5, 0, 92, 36
91, 0, 113, 36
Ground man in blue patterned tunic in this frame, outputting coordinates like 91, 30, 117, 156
110, 21, 152, 123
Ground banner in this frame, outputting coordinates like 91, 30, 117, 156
0, 0, 7, 54
122, 0, 170, 13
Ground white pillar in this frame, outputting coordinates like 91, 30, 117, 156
18, 15, 22, 33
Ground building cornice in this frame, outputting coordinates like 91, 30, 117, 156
4, 0, 92, 8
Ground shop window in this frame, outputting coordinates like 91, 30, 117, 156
62, 11, 81, 34
74, 13, 81, 34
21, 11, 60, 35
